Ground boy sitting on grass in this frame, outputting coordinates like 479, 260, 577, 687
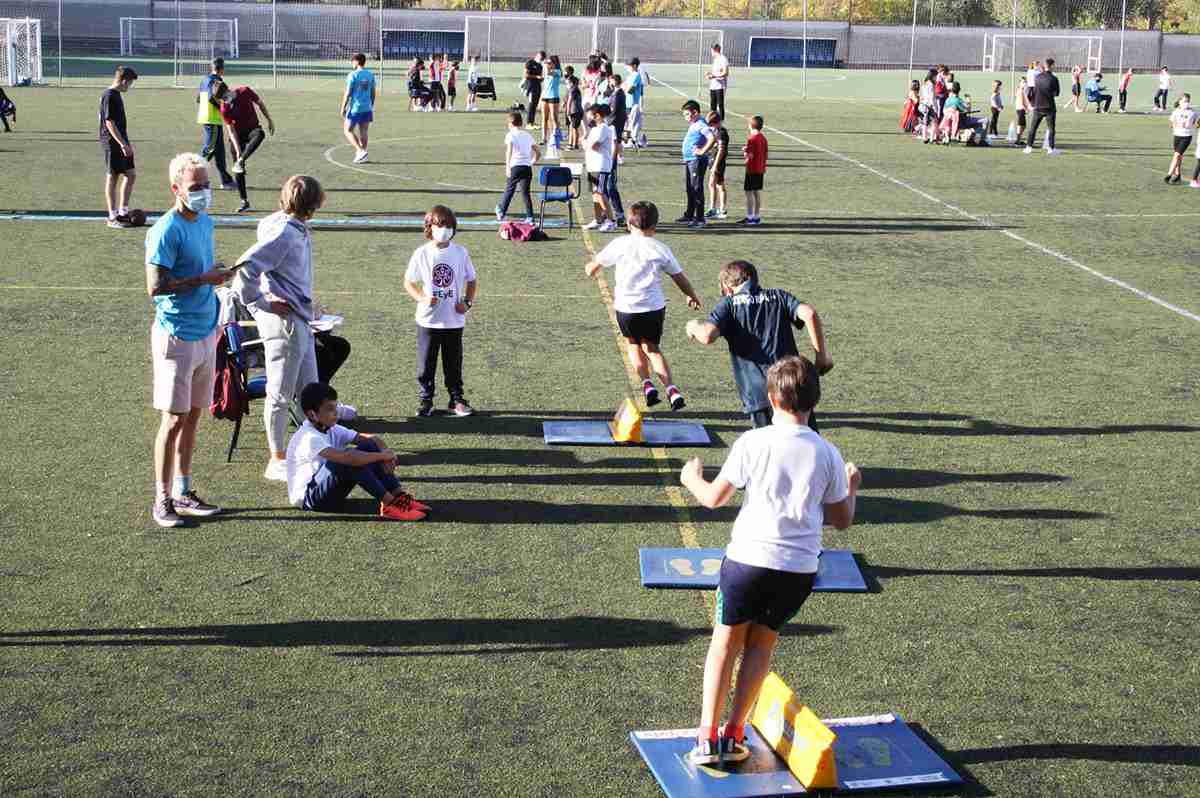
584, 200, 702, 410
287, 382, 429, 521
679, 355, 861, 765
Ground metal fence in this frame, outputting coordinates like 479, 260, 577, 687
1, 0, 1197, 88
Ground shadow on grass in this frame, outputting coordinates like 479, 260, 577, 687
864, 559, 1200, 583
822, 411, 1200, 438
954, 742, 1200, 767
662, 220, 998, 235
0, 617, 838, 655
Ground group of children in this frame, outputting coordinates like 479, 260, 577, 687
407, 53, 476, 112
907, 66, 993, 146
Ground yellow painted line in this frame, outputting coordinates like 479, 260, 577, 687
575, 199, 713, 616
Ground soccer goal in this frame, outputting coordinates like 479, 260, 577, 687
613, 27, 724, 66
982, 33, 1101, 74
119, 17, 239, 59
747, 36, 837, 68
0, 17, 42, 86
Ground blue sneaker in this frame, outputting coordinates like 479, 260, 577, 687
687, 738, 720, 766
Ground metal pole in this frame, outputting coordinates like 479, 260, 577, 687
57, 0, 62, 86
699, 0, 705, 98
1118, 0, 1126, 76
802, 0, 807, 98
271, 0, 277, 89
174, 0, 180, 88
378, 0, 384, 89
907, 0, 917, 77
1010, 0, 1017, 118
594, 0, 600, 54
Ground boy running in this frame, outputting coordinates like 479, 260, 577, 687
584, 201, 703, 411
216, 82, 276, 213
685, 260, 831, 430
705, 111, 729, 220
99, 66, 139, 229
341, 53, 376, 164
741, 115, 767, 225
1167, 94, 1197, 185
679, 354, 861, 766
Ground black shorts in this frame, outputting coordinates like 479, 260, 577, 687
712, 158, 727, 182
1072, 83, 1081, 96
1173, 135, 1192, 154
542, 96, 559, 105
744, 172, 764, 191
102, 142, 134, 175
448, 86, 456, 98
615, 308, 665, 344
716, 557, 815, 630
569, 112, 584, 128
1016, 109, 1027, 126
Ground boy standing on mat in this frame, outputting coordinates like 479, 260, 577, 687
340, 53, 376, 164
685, 260, 831, 430
584, 200, 703, 410
679, 355, 861, 765
287, 382, 428, 521
216, 82, 275, 213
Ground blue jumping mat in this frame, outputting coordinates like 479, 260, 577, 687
543, 420, 711, 446
639, 549, 867, 593
629, 715, 962, 797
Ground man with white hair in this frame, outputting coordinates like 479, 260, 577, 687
144, 153, 234, 527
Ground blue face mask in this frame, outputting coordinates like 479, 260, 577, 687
184, 188, 212, 213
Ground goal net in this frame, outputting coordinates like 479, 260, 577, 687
463, 17, 597, 70
983, 34, 1101, 73
747, 36, 838, 68
613, 27, 724, 66
119, 17, 239, 60
0, 17, 42, 86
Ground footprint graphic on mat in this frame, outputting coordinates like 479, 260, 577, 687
700, 558, 721, 575
669, 558, 723, 576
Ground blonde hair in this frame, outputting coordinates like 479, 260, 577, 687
279, 175, 325, 219
168, 152, 207, 187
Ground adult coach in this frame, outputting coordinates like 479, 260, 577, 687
341, 53, 376, 164
99, 66, 138, 229
685, 260, 831, 430
524, 50, 545, 129
145, 153, 232, 527
196, 58, 234, 190
1025, 57, 1061, 155
215, 82, 275, 213
706, 43, 729, 121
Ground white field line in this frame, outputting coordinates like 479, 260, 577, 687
650, 75, 1200, 324
0, 285, 592, 299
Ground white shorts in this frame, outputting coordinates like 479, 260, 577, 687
151, 324, 217, 413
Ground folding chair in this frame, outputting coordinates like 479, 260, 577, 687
538, 165, 578, 229
222, 321, 268, 463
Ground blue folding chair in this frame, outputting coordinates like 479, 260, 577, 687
538, 165, 578, 229
222, 321, 268, 463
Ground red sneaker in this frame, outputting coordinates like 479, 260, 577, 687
379, 495, 426, 521
398, 492, 431, 513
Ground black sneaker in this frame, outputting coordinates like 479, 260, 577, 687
644, 385, 661, 406
1171, 174, 1182, 184
237, 200, 252, 213
173, 490, 221, 517
687, 738, 720, 766
416, 399, 435, 417
669, 390, 686, 411
152, 496, 185, 528
718, 734, 751, 763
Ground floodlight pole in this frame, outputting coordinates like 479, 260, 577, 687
699, 0, 706, 98
378, 0, 384, 89
174, 0, 180, 88
594, 0, 601, 55
907, 0, 917, 77
57, 0, 62, 86
1118, 0, 1126, 76
1010, 0, 1017, 107
802, 0, 807, 98
271, 0, 277, 89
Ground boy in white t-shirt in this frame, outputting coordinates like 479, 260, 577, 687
466, 56, 480, 112
403, 205, 478, 418
584, 201, 702, 410
496, 110, 540, 223
287, 382, 428, 520
679, 355, 861, 765
582, 103, 617, 232
1154, 67, 1174, 111
1167, 93, 1197, 185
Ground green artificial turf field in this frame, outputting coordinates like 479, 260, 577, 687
1, 63, 1199, 796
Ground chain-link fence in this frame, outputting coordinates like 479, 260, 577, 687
0, 0, 1196, 89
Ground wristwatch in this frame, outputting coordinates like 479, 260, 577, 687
464, 299, 473, 310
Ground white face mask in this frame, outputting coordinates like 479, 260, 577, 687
431, 225, 453, 243
183, 188, 212, 213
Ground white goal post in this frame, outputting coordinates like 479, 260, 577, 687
982, 33, 1101, 74
119, 17, 239, 59
613, 27, 724, 66
0, 17, 42, 86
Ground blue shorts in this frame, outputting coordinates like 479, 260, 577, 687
346, 110, 373, 127
715, 557, 815, 630
589, 171, 612, 196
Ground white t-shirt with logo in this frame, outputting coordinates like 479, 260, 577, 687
593, 233, 683, 313
710, 53, 729, 90
717, 423, 849, 574
405, 241, 477, 329
505, 127, 536, 168
1160, 72, 1172, 90
585, 122, 615, 174
286, 420, 357, 507
1171, 107, 1197, 136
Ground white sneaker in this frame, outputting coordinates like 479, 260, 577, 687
1023, 146, 1033, 154
582, 220, 601, 230
231, 159, 245, 174
353, 151, 369, 164
599, 220, 617, 232
336, 402, 357, 421
1046, 148, 1063, 155
264, 459, 288, 482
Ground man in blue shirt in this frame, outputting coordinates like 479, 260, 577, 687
144, 152, 235, 527
686, 260, 832, 429
340, 53, 376, 164
626, 59, 646, 149
1085, 72, 1112, 113
679, 99, 715, 228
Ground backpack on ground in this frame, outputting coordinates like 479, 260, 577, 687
499, 221, 547, 241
